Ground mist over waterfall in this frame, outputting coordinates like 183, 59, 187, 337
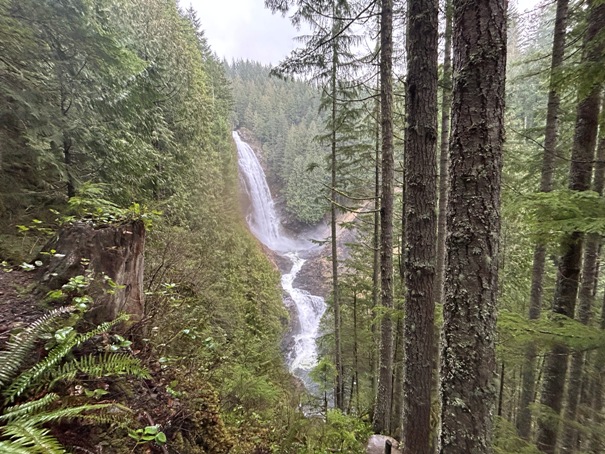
233, 131, 326, 390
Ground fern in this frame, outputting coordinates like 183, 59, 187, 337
0, 393, 59, 422
0, 308, 148, 452
27, 402, 131, 426
47, 353, 150, 390
0, 441, 31, 454
0, 440, 38, 453
1, 422, 67, 453
4, 313, 130, 402
0, 306, 75, 388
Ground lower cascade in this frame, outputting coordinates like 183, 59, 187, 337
233, 131, 326, 390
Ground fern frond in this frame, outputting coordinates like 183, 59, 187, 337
0, 306, 76, 388
0, 393, 59, 422
76, 314, 130, 342
4, 314, 129, 402
77, 406, 134, 428
48, 353, 150, 389
1, 422, 67, 453
0, 441, 34, 454
27, 402, 131, 426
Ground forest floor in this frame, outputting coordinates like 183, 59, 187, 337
0, 269, 44, 347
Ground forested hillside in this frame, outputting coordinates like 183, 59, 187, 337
2, 0, 605, 453
227, 61, 330, 225
0, 1, 313, 452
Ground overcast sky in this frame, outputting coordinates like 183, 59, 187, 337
182, 0, 543, 65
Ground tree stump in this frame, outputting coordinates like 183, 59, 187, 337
36, 220, 145, 325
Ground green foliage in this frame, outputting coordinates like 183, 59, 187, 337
0, 306, 76, 390
271, 409, 371, 454
0, 308, 147, 451
310, 358, 337, 394
128, 424, 167, 446
493, 417, 540, 453
498, 309, 605, 357
523, 189, 605, 239
65, 184, 161, 228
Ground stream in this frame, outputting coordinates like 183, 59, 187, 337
233, 131, 326, 391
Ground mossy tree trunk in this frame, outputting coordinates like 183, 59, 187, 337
439, 0, 507, 452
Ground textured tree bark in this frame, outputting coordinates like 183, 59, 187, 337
37, 220, 146, 326
402, 0, 438, 450
517, 0, 569, 438
373, 0, 394, 435
371, 81, 381, 409
536, 2, 605, 452
439, 0, 507, 452
391, 312, 404, 437
330, 5, 344, 410
435, 0, 452, 308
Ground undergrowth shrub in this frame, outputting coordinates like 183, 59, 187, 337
0, 276, 150, 453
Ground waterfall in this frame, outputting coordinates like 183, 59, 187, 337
233, 131, 326, 390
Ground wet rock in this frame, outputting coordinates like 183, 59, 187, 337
366, 435, 402, 454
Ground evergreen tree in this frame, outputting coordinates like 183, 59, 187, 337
402, 0, 439, 450
439, 0, 507, 452
536, 2, 605, 451
517, 0, 569, 440
373, 0, 394, 435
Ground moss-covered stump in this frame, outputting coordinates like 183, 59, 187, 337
37, 220, 145, 324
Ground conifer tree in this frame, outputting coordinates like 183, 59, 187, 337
439, 0, 507, 452
402, 0, 439, 450
517, 0, 569, 438
373, 0, 394, 435
435, 0, 452, 306
535, 2, 605, 451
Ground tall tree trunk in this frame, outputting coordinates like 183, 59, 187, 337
517, 0, 569, 440
535, 3, 605, 452
391, 311, 404, 437
432, 4, 452, 450
435, 0, 452, 307
330, 3, 344, 410
439, 0, 507, 452
371, 82, 381, 408
373, 0, 394, 435
63, 135, 75, 199
353, 291, 361, 413
590, 298, 605, 452
402, 0, 439, 451
588, 100, 605, 454
561, 112, 605, 451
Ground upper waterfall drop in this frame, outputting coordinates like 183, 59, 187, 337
233, 131, 282, 250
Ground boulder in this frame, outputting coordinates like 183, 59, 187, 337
366, 434, 402, 454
